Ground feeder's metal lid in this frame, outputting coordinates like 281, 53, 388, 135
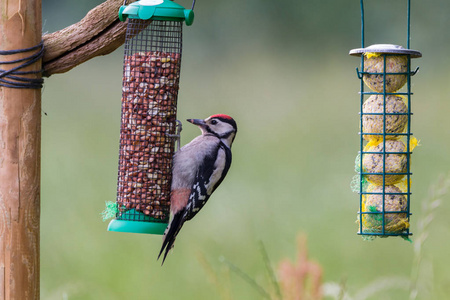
119, 0, 194, 26
349, 44, 422, 58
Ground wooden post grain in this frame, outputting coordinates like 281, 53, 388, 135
0, 0, 42, 299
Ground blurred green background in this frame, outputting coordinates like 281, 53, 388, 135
40, 0, 450, 299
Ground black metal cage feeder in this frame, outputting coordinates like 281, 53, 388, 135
350, 0, 422, 239
107, 0, 194, 235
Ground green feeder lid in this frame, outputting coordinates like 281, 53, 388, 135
107, 209, 168, 235
119, 0, 194, 26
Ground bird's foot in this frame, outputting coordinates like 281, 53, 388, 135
166, 120, 183, 151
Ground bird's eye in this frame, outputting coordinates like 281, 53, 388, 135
211, 120, 218, 125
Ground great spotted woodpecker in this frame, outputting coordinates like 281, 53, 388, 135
158, 114, 237, 264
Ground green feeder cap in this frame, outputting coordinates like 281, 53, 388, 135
107, 209, 168, 235
119, 0, 194, 26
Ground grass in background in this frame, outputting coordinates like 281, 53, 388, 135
39, 25, 450, 299
194, 175, 450, 300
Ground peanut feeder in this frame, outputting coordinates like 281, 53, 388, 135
350, 0, 421, 240
107, 0, 194, 235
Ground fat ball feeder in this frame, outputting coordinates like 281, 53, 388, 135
350, 0, 421, 239
107, 0, 194, 235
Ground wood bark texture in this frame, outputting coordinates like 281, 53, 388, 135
42, 0, 136, 77
0, 0, 42, 299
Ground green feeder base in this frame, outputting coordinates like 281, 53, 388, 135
107, 209, 168, 235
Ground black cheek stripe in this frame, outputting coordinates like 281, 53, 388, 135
205, 125, 219, 137
219, 130, 234, 139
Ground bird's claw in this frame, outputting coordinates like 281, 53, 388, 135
166, 120, 183, 151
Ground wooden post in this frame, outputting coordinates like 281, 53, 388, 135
0, 0, 42, 299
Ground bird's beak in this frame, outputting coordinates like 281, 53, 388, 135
187, 119, 206, 127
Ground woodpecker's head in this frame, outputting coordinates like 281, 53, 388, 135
187, 114, 237, 147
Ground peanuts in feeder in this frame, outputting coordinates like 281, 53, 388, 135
362, 139, 407, 185
362, 94, 407, 141
360, 184, 409, 234
118, 50, 182, 221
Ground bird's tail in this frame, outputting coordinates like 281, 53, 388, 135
158, 210, 186, 265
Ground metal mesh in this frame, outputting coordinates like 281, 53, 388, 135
351, 0, 421, 239
116, 19, 183, 223
356, 53, 413, 238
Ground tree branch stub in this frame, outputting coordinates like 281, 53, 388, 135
42, 0, 136, 77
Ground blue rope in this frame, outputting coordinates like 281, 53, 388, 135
0, 41, 44, 89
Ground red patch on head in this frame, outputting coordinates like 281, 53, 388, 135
210, 114, 233, 120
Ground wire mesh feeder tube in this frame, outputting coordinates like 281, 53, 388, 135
351, 48, 421, 239
349, 0, 421, 240
350, 49, 417, 239
108, 18, 187, 235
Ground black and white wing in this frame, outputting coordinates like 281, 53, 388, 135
185, 142, 232, 220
